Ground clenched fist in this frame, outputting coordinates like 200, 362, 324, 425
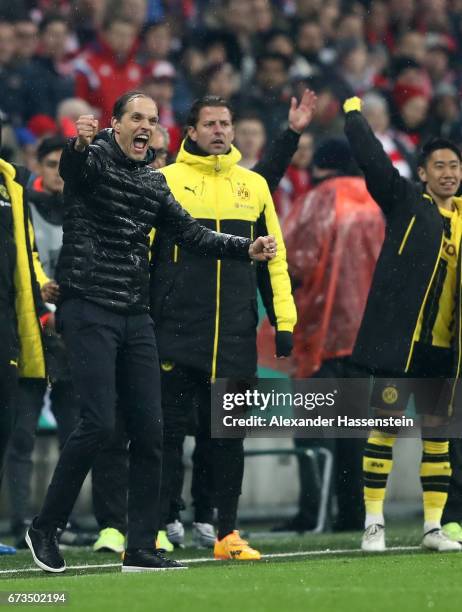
248, 235, 277, 262
74, 115, 99, 152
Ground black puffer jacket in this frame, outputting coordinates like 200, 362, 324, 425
57, 129, 251, 313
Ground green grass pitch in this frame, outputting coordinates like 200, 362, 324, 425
1, 527, 461, 612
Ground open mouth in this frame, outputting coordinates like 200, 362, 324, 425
211, 139, 224, 146
132, 134, 149, 152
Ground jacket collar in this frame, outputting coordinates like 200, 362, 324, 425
0, 157, 16, 180
423, 192, 462, 212
175, 138, 241, 174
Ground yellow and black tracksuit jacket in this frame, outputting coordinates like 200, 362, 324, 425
0, 158, 46, 378
344, 103, 462, 393
150, 140, 296, 378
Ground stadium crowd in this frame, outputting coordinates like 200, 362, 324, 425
3, 0, 462, 570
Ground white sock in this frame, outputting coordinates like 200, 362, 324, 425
365, 513, 385, 529
424, 521, 441, 534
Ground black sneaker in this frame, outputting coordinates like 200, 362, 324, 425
122, 548, 187, 573
25, 519, 66, 573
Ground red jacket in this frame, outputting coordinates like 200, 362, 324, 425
74, 37, 142, 128
285, 176, 384, 377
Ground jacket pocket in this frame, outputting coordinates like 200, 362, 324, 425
398, 216, 416, 255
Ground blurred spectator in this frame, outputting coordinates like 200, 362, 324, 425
56, 97, 93, 136
365, 0, 389, 49
141, 60, 181, 153
108, 0, 148, 30
75, 16, 142, 126
336, 11, 365, 43
172, 44, 206, 121
0, 20, 27, 125
393, 31, 426, 64
335, 38, 377, 97
274, 130, 313, 222
150, 124, 170, 169
294, 18, 327, 76
362, 91, 414, 179
200, 62, 240, 102
392, 82, 431, 148
13, 18, 39, 66
424, 42, 455, 89
70, 0, 108, 47
139, 20, 173, 64
234, 113, 266, 169
244, 52, 292, 142
21, 14, 75, 120
428, 83, 462, 141
294, 76, 344, 142
27, 114, 58, 139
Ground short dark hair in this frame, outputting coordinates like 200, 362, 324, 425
37, 136, 67, 162
186, 95, 234, 128
418, 138, 462, 168
39, 13, 67, 34
256, 52, 291, 71
112, 90, 151, 121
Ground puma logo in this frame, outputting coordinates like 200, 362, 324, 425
184, 186, 197, 195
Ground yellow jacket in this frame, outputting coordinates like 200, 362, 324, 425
1, 158, 46, 378
150, 141, 296, 378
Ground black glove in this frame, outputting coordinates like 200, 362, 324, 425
275, 331, 293, 358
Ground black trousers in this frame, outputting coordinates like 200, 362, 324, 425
0, 356, 18, 489
36, 298, 163, 549
159, 364, 244, 533
6, 378, 128, 533
294, 357, 365, 531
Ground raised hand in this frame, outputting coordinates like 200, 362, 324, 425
74, 115, 99, 151
248, 235, 277, 261
288, 89, 317, 134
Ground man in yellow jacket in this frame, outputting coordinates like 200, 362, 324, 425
0, 148, 49, 554
150, 95, 297, 560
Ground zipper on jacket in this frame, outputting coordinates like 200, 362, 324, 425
211, 168, 221, 381
404, 233, 444, 372
398, 216, 416, 255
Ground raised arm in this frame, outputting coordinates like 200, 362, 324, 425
343, 97, 417, 216
253, 89, 317, 193
156, 175, 276, 262
59, 115, 102, 188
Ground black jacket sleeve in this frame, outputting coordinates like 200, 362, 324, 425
252, 128, 300, 193
344, 110, 418, 216
157, 176, 251, 260
59, 139, 102, 188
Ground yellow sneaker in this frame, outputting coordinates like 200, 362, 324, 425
93, 528, 125, 553
214, 531, 261, 561
156, 530, 174, 553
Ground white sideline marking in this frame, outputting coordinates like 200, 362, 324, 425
0, 546, 421, 576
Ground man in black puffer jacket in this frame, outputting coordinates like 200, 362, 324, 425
26, 90, 277, 574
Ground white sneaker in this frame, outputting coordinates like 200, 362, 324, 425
166, 520, 185, 548
361, 524, 386, 552
192, 522, 216, 549
422, 528, 462, 552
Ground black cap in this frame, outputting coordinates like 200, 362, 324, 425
312, 137, 353, 173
